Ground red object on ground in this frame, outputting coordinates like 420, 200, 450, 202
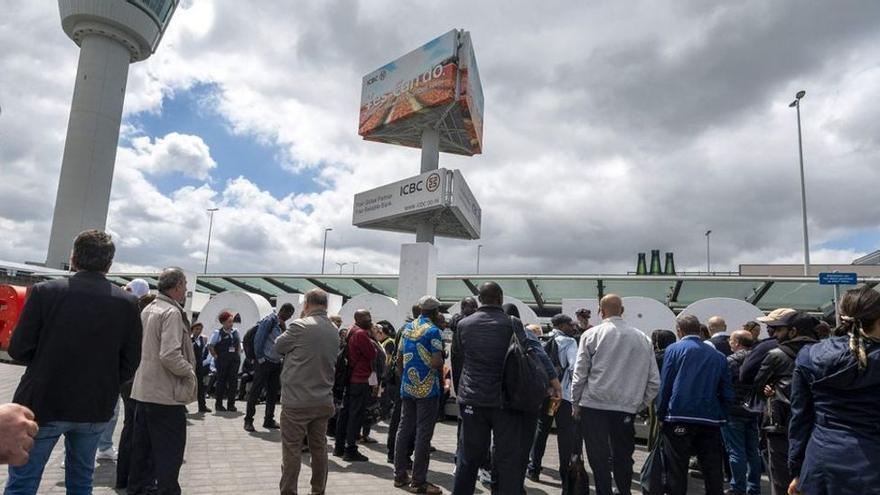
0, 285, 28, 351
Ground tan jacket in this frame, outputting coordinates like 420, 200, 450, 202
275, 310, 339, 409
131, 294, 197, 405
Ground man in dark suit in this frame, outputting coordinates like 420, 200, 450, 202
191, 322, 211, 413
5, 230, 142, 495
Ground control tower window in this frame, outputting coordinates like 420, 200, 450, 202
129, 0, 175, 26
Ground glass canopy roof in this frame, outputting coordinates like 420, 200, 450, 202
79, 273, 880, 316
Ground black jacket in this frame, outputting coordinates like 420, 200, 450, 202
739, 337, 778, 385
709, 333, 733, 356
9, 272, 142, 424
452, 305, 525, 408
754, 336, 817, 432
727, 349, 756, 417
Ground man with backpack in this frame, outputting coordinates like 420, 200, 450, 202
527, 314, 581, 483
753, 311, 819, 495
244, 303, 295, 432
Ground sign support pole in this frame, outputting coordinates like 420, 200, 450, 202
416, 128, 440, 244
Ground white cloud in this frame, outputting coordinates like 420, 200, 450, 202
120, 132, 217, 180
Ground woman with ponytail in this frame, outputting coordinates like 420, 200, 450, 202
788, 287, 880, 495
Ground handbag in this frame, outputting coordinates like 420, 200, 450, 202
562, 453, 590, 495
501, 316, 549, 412
640, 429, 667, 495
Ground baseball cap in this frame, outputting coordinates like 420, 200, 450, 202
125, 278, 150, 298
756, 308, 797, 327
551, 314, 573, 327
418, 295, 441, 311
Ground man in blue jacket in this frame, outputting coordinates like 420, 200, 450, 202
244, 303, 295, 432
656, 314, 734, 495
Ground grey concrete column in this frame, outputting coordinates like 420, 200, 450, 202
416, 128, 440, 244
46, 34, 131, 269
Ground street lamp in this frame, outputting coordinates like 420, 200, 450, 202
335, 262, 348, 275
789, 90, 810, 275
705, 230, 712, 273
321, 228, 333, 274
204, 207, 219, 274
351, 261, 359, 274
477, 244, 483, 274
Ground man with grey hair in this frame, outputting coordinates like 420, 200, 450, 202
275, 289, 339, 495
656, 314, 734, 495
707, 316, 732, 356
128, 267, 196, 495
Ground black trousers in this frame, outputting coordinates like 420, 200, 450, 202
581, 407, 636, 495
393, 396, 439, 485
662, 422, 724, 495
387, 389, 403, 457
529, 399, 580, 475
334, 383, 371, 452
766, 433, 791, 495
245, 360, 281, 423
195, 368, 208, 410
115, 395, 137, 489
453, 404, 524, 495
127, 402, 187, 495
214, 356, 240, 407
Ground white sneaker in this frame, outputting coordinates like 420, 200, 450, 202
478, 468, 494, 485
96, 447, 117, 461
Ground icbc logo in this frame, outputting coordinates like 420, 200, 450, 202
425, 173, 441, 192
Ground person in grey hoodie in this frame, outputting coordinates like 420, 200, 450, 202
571, 294, 660, 495
274, 289, 339, 495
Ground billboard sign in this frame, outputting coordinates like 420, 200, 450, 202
353, 169, 448, 226
358, 30, 484, 156
353, 169, 481, 240
359, 30, 458, 138
449, 169, 481, 238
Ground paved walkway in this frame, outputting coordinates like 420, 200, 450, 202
0, 363, 768, 494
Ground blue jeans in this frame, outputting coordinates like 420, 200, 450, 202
5, 421, 107, 495
721, 416, 762, 495
98, 399, 120, 451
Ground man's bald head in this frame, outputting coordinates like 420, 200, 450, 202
729, 330, 754, 352
707, 316, 727, 334
461, 296, 478, 316
478, 281, 503, 306
599, 294, 623, 318
354, 310, 372, 329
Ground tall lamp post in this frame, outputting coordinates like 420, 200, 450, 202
204, 207, 219, 274
705, 230, 712, 273
321, 227, 333, 274
789, 90, 811, 276
477, 244, 483, 274
351, 261, 359, 274
335, 262, 348, 275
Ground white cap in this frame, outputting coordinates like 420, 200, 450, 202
125, 279, 151, 298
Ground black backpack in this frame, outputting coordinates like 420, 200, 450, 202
542, 336, 564, 380
502, 316, 550, 412
332, 341, 350, 400
242, 323, 259, 361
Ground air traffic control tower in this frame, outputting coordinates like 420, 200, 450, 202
45, 0, 178, 269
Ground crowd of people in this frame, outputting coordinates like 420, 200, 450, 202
1, 229, 880, 495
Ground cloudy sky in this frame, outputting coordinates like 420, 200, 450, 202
1, 1, 879, 275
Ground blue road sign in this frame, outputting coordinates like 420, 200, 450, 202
818, 272, 858, 285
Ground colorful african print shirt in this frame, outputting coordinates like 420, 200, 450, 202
400, 316, 444, 399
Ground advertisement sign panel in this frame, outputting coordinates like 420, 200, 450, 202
359, 30, 458, 137
449, 169, 481, 238
358, 30, 484, 156
458, 32, 484, 154
353, 169, 448, 226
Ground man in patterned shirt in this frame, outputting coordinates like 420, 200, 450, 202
392, 295, 445, 494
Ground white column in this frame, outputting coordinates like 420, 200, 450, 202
396, 243, 438, 324
46, 34, 131, 269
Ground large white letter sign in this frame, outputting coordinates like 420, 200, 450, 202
197, 291, 273, 333
339, 294, 401, 329
681, 298, 767, 338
